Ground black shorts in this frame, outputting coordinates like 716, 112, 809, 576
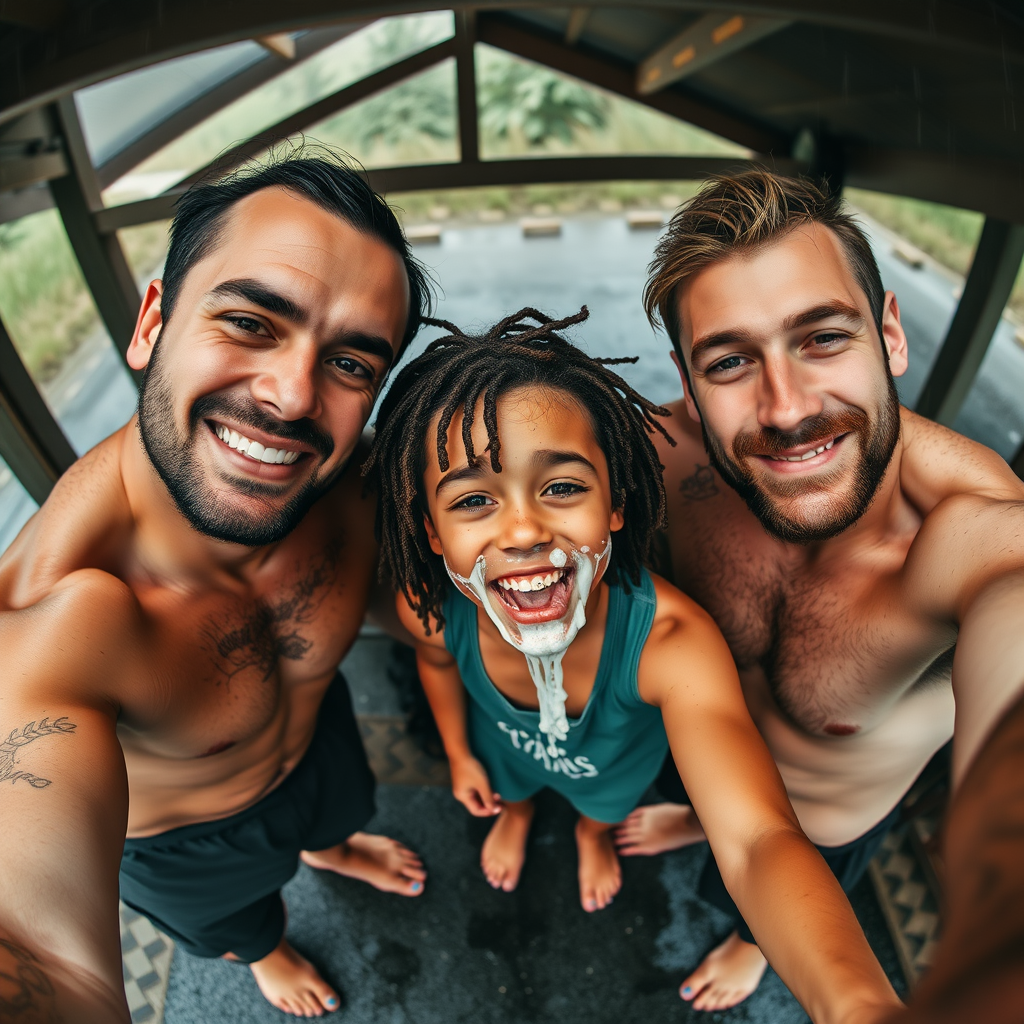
119, 673, 376, 963
654, 753, 904, 946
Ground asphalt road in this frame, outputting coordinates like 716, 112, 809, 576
1, 209, 1021, 553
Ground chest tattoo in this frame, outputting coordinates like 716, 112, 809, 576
679, 463, 719, 502
203, 541, 342, 685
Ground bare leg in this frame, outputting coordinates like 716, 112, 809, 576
680, 931, 769, 1011
481, 798, 534, 892
226, 935, 341, 1017
576, 814, 623, 912
614, 803, 707, 856
300, 832, 426, 896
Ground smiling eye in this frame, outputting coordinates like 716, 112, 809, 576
708, 354, 747, 375
453, 493, 494, 510
545, 481, 587, 497
223, 315, 267, 335
330, 355, 373, 380
813, 332, 847, 347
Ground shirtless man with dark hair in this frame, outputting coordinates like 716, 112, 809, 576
614, 169, 1024, 1012
0, 155, 429, 1021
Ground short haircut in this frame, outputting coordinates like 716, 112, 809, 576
161, 147, 432, 352
644, 169, 885, 366
362, 307, 674, 633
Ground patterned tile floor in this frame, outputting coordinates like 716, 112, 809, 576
120, 713, 946, 1021
868, 809, 945, 987
120, 903, 173, 1024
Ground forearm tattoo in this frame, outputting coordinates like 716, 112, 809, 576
679, 463, 719, 501
0, 938, 56, 1020
0, 718, 76, 790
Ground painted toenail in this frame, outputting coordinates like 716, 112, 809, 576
411, 882, 422, 892
682, 987, 692, 997
326, 997, 338, 1007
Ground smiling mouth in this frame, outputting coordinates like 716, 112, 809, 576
762, 433, 847, 463
211, 422, 302, 466
491, 568, 573, 622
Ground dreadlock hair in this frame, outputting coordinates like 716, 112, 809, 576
363, 306, 676, 635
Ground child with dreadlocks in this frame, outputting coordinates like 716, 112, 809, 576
364, 308, 900, 1021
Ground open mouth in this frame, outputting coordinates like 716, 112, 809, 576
210, 421, 303, 466
490, 567, 574, 624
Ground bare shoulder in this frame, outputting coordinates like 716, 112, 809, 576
0, 567, 144, 710
638, 572, 739, 705
905, 490, 1024, 616
0, 431, 132, 610
646, 571, 731, 654
900, 408, 1024, 512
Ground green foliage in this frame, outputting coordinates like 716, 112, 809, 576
478, 48, 607, 147
0, 210, 100, 383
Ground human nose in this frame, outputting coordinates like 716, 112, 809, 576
755, 352, 823, 433
249, 342, 322, 422
494, 498, 552, 554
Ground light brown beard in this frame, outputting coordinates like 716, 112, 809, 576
702, 373, 901, 544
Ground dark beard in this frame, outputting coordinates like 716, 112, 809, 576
137, 341, 336, 546
702, 372, 901, 544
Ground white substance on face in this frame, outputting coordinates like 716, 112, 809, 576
446, 538, 611, 755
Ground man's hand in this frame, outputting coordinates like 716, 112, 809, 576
450, 755, 501, 816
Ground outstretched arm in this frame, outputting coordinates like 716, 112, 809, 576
640, 578, 900, 1024
0, 574, 135, 1024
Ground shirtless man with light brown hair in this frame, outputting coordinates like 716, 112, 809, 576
0, 154, 430, 1022
613, 169, 1024, 1012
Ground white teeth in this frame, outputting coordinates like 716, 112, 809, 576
772, 440, 834, 462
212, 424, 301, 465
498, 569, 565, 591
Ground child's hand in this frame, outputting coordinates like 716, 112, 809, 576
451, 756, 502, 816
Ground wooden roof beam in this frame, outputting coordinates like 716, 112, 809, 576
637, 11, 790, 96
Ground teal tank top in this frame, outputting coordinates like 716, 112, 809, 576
442, 568, 668, 824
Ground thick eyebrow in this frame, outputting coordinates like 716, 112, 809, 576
532, 449, 598, 474
435, 459, 487, 496
207, 278, 394, 367
207, 278, 307, 323
435, 448, 596, 497
690, 300, 867, 366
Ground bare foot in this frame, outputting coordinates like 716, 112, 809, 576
576, 815, 622, 912
481, 799, 534, 892
680, 931, 769, 1011
614, 803, 707, 856
247, 935, 341, 1017
300, 832, 426, 896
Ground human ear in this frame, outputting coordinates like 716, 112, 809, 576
127, 280, 164, 371
610, 508, 624, 533
880, 291, 909, 378
671, 350, 702, 424
423, 514, 443, 556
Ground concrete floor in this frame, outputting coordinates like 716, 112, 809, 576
162, 782, 905, 1024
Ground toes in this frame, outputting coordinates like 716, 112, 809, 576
679, 969, 710, 1002
310, 980, 339, 1015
